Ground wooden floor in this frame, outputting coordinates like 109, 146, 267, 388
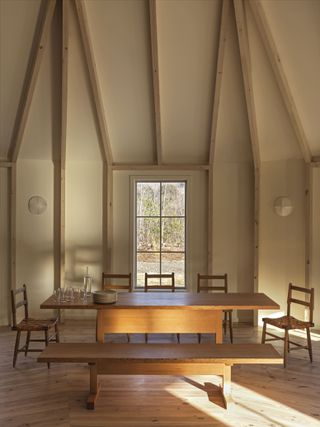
0, 321, 320, 427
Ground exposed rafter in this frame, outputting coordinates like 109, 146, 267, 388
54, 0, 69, 290
208, 0, 230, 165
74, 0, 113, 165
234, 0, 260, 292
8, 0, 56, 162
233, 0, 260, 169
249, 0, 311, 164
149, 0, 162, 165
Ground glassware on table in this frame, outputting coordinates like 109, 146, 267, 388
84, 267, 92, 295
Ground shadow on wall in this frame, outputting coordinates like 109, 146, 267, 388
65, 245, 103, 292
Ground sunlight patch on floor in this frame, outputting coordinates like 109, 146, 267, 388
165, 376, 320, 427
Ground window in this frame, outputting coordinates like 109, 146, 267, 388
134, 181, 186, 288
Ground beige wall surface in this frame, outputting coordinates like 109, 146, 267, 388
16, 160, 54, 319
212, 162, 254, 322
258, 159, 306, 323
0, 168, 9, 325
64, 161, 103, 320
311, 167, 320, 327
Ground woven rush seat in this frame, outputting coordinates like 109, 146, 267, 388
262, 315, 314, 330
11, 284, 59, 368
262, 283, 314, 367
16, 318, 58, 331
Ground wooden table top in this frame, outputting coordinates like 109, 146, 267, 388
40, 292, 279, 310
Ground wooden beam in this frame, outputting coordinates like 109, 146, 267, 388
9, 164, 17, 291
74, 0, 113, 165
305, 164, 312, 288
312, 155, 320, 164
54, 0, 69, 290
207, 168, 214, 274
209, 0, 230, 165
149, 0, 162, 165
103, 163, 113, 273
112, 163, 210, 171
233, 0, 260, 295
207, 0, 230, 274
248, 0, 311, 163
8, 0, 56, 162
0, 162, 13, 168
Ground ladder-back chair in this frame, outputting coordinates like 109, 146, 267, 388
197, 273, 233, 343
102, 273, 132, 342
11, 285, 59, 368
144, 272, 179, 342
262, 283, 314, 367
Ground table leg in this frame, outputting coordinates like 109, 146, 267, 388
214, 310, 223, 343
87, 363, 100, 410
221, 364, 233, 408
96, 311, 104, 343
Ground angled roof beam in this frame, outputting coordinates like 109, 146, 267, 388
74, 0, 113, 165
249, 0, 311, 163
149, 0, 162, 165
8, 0, 56, 162
209, 0, 230, 165
234, 0, 260, 292
233, 0, 260, 168
53, 0, 69, 290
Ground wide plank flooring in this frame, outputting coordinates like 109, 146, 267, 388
0, 321, 319, 427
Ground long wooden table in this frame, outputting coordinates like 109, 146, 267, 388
41, 292, 279, 343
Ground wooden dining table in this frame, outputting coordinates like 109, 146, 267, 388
40, 292, 279, 343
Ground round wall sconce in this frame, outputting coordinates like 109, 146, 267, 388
273, 196, 293, 217
28, 196, 47, 215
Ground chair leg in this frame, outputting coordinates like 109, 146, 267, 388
261, 321, 266, 343
177, 333, 180, 343
284, 330, 289, 368
55, 322, 60, 343
44, 330, 50, 369
13, 330, 21, 368
228, 312, 233, 343
145, 333, 148, 343
223, 312, 227, 335
25, 331, 31, 356
197, 333, 201, 344
127, 334, 130, 343
306, 327, 313, 362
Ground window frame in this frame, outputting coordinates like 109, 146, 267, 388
131, 177, 188, 290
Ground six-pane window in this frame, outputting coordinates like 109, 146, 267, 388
135, 181, 186, 288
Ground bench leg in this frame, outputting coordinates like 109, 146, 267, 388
87, 363, 100, 410
221, 364, 233, 409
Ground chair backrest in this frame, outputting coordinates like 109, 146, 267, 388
197, 274, 228, 293
144, 273, 175, 292
11, 284, 29, 328
287, 283, 314, 322
102, 273, 132, 292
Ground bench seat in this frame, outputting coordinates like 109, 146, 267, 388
38, 343, 282, 409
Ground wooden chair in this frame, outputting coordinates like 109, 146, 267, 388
144, 272, 179, 343
262, 283, 314, 367
102, 273, 132, 342
197, 273, 233, 343
11, 284, 59, 368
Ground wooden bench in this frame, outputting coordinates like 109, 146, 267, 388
38, 343, 282, 409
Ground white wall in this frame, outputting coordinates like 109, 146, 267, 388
0, 168, 9, 325
64, 161, 103, 319
311, 167, 320, 327
212, 162, 254, 322
16, 160, 54, 318
258, 159, 306, 323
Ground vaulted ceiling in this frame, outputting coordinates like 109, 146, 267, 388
1, 0, 319, 165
